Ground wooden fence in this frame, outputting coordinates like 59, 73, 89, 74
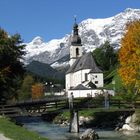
1, 97, 140, 117
73, 98, 140, 109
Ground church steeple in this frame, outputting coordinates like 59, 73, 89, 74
71, 16, 82, 46
70, 17, 83, 66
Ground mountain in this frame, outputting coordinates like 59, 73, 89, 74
26, 61, 66, 80
24, 8, 140, 68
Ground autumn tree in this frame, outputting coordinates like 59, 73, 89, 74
118, 20, 140, 94
31, 83, 44, 100
0, 28, 25, 101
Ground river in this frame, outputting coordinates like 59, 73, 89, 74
20, 117, 140, 140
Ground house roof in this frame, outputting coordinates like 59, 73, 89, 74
66, 52, 102, 74
86, 81, 97, 89
70, 84, 89, 90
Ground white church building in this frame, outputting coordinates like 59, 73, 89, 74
65, 21, 104, 98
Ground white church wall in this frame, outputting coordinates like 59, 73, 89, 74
65, 74, 71, 91
73, 71, 82, 87
90, 73, 104, 87
70, 45, 83, 58
66, 71, 83, 91
68, 89, 103, 98
72, 69, 90, 87
66, 70, 104, 92
68, 89, 115, 98
70, 45, 82, 66
81, 69, 91, 82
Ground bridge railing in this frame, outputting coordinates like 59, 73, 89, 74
10, 97, 140, 116
1, 97, 140, 117
73, 98, 140, 109
16, 96, 140, 109
16, 96, 68, 106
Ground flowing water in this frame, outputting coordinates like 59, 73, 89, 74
22, 119, 140, 140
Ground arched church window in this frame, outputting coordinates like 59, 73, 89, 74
76, 48, 79, 56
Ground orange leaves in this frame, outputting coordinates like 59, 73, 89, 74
118, 66, 136, 86
31, 83, 44, 100
118, 20, 140, 89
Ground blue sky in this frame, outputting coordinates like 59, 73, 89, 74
0, 0, 140, 43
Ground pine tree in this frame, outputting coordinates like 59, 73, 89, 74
0, 28, 25, 101
93, 41, 118, 71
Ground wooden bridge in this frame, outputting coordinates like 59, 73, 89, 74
0, 96, 140, 118
0, 104, 22, 117
0, 96, 68, 118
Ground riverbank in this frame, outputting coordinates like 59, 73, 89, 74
52, 108, 135, 129
0, 116, 49, 140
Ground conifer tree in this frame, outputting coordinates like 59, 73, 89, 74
93, 41, 118, 71
0, 28, 25, 101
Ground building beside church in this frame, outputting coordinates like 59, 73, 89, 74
65, 21, 104, 98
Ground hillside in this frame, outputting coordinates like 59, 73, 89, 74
104, 69, 123, 92
26, 61, 66, 80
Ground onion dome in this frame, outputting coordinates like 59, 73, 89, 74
71, 18, 82, 46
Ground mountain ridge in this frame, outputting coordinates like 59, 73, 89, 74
26, 61, 66, 80
23, 8, 140, 68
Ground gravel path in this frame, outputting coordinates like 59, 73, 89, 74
0, 134, 11, 140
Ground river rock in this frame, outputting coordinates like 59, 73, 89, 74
80, 128, 99, 140
79, 116, 93, 126
120, 113, 140, 132
122, 124, 134, 131
125, 116, 131, 124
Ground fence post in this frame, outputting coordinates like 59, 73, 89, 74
118, 100, 120, 109
55, 101, 57, 108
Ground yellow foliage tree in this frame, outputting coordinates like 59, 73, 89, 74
31, 83, 44, 100
118, 20, 140, 93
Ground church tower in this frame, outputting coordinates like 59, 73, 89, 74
69, 18, 82, 66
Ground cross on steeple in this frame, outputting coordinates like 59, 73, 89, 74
74, 15, 77, 24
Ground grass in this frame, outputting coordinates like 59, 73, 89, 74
0, 116, 49, 140
56, 107, 126, 120
104, 68, 123, 92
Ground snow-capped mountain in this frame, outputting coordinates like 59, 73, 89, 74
24, 8, 140, 67
24, 35, 71, 65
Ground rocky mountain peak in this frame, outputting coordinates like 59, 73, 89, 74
24, 8, 140, 68
31, 36, 44, 45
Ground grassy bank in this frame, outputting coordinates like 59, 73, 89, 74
55, 108, 133, 119
0, 116, 49, 140
53, 108, 135, 128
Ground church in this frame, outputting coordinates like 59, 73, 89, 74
65, 20, 104, 98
